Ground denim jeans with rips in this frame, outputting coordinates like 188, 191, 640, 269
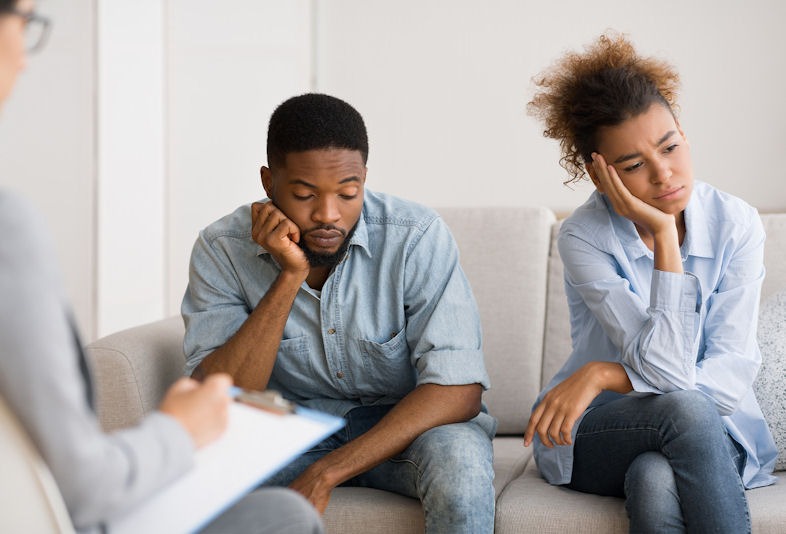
265, 404, 495, 534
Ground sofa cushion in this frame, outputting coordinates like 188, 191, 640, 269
438, 207, 555, 435
497, 457, 786, 533
542, 220, 572, 389
755, 289, 786, 471
496, 461, 628, 533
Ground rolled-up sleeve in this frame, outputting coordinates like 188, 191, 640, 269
559, 230, 702, 394
403, 217, 490, 389
182, 229, 253, 376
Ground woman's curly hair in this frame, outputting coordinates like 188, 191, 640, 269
527, 32, 681, 185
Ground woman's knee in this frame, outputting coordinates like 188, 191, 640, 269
625, 452, 676, 496
658, 390, 722, 434
625, 452, 684, 532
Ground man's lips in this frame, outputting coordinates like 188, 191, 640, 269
654, 186, 684, 200
305, 229, 344, 248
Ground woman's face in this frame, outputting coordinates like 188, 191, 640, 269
593, 102, 694, 217
0, 0, 31, 106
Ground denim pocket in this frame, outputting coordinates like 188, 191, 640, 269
356, 328, 416, 396
273, 336, 316, 395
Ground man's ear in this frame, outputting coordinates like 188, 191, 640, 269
260, 166, 273, 198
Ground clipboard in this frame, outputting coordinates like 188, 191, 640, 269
108, 391, 344, 534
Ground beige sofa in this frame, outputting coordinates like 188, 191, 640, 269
5, 207, 783, 532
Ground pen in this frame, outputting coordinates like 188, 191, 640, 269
228, 386, 296, 415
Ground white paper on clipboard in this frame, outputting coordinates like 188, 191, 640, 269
108, 402, 344, 534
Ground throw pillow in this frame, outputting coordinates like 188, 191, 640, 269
755, 289, 786, 472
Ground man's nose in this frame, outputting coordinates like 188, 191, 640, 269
312, 197, 341, 224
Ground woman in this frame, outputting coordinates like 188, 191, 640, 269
0, 2, 322, 532
524, 33, 777, 533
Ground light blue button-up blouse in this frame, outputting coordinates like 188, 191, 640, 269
534, 181, 777, 489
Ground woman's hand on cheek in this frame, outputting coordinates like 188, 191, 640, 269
591, 153, 674, 236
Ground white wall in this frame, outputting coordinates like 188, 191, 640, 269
0, 0, 96, 338
3, 0, 785, 340
315, 0, 786, 213
97, 0, 166, 336
165, 0, 313, 319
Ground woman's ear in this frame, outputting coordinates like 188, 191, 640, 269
586, 162, 604, 193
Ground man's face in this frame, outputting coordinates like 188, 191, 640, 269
261, 148, 366, 266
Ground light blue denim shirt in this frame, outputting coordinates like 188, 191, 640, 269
534, 181, 777, 489
182, 189, 495, 436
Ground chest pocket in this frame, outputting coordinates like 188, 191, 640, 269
272, 336, 317, 397
356, 327, 416, 397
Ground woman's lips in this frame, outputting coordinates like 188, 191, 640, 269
654, 186, 684, 200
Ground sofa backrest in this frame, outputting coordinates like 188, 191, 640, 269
438, 207, 556, 435
542, 221, 570, 391
0, 394, 75, 533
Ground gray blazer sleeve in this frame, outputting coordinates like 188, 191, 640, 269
0, 192, 195, 530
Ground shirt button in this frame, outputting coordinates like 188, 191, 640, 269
327, 328, 336, 335
336, 371, 345, 379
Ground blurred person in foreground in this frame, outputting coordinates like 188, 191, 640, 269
0, 2, 323, 532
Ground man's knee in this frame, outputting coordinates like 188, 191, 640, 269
411, 423, 494, 497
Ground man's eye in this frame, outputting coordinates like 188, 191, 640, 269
293, 194, 313, 201
339, 194, 358, 200
664, 143, 679, 153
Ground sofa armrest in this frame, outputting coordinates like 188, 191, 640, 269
85, 316, 186, 432
1, 394, 75, 533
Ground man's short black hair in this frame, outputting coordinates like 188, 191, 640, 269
266, 93, 369, 169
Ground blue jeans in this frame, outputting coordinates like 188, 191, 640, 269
200, 488, 324, 534
568, 390, 749, 534
265, 404, 495, 534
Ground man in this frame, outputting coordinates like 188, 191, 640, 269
182, 93, 496, 533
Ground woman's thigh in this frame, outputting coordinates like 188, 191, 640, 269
568, 390, 730, 496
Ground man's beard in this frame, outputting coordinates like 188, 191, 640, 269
297, 223, 358, 269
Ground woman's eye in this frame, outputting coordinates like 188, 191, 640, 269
624, 161, 643, 172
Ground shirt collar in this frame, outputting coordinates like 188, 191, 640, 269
602, 185, 714, 261
681, 188, 715, 259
